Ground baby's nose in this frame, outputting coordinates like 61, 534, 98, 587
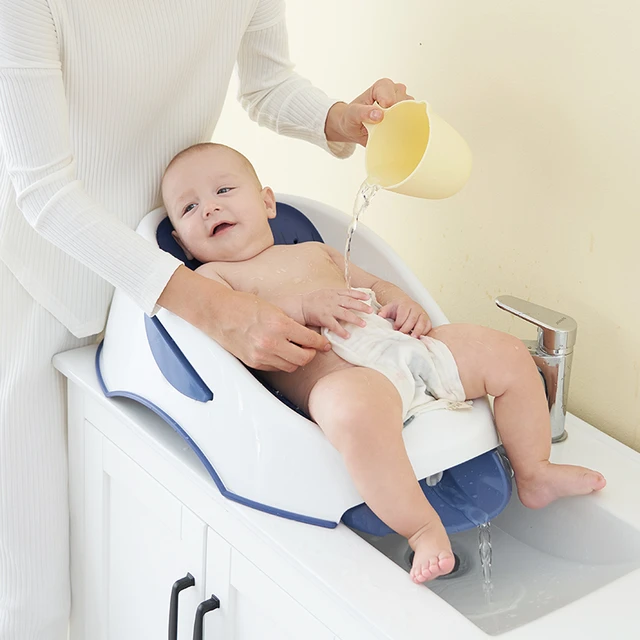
202, 202, 221, 217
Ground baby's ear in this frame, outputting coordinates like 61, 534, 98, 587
171, 230, 195, 261
262, 187, 277, 219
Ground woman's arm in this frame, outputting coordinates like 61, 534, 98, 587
0, 0, 329, 369
236, 0, 355, 159
0, 0, 181, 315
195, 262, 306, 324
237, 0, 412, 151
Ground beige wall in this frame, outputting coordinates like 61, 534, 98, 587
214, 0, 640, 450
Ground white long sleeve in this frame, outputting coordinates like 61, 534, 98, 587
0, 0, 354, 337
237, 2, 353, 158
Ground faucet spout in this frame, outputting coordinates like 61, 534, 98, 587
495, 296, 577, 443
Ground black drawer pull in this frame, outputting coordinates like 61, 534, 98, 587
168, 573, 195, 640
192, 594, 221, 640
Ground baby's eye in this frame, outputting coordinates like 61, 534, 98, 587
183, 203, 196, 215
217, 187, 234, 195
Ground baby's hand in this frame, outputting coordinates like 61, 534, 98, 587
378, 297, 432, 337
301, 289, 372, 339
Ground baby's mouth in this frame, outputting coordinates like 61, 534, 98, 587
211, 222, 235, 236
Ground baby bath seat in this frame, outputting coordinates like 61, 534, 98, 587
97, 194, 512, 536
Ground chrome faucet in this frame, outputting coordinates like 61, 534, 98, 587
495, 295, 577, 443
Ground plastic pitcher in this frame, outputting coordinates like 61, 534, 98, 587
364, 100, 472, 199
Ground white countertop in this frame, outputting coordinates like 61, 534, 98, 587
54, 344, 640, 640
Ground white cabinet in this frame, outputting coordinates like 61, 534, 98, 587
81, 423, 209, 640
206, 530, 335, 640
57, 348, 411, 640
75, 416, 335, 640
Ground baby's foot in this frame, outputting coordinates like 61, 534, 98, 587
408, 519, 455, 584
516, 461, 606, 509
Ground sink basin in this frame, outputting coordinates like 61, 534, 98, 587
353, 416, 640, 636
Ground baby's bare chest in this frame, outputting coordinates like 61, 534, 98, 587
216, 243, 345, 297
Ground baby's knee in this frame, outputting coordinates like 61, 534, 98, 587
485, 329, 537, 392
309, 369, 402, 449
315, 396, 375, 452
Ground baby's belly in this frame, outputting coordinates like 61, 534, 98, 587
260, 345, 353, 416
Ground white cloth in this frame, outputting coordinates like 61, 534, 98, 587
323, 289, 472, 421
0, 0, 354, 338
0, 261, 92, 639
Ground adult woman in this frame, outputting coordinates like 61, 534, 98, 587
0, 1, 411, 637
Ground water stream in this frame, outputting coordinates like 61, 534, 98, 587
344, 178, 498, 603
478, 522, 494, 602
344, 180, 380, 288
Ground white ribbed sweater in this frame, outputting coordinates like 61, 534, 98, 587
0, 0, 352, 337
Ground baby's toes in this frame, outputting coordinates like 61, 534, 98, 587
411, 562, 434, 584
411, 552, 455, 583
436, 551, 456, 575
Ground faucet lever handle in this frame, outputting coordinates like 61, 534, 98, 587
495, 295, 577, 355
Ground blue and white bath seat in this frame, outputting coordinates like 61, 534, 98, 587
97, 194, 512, 536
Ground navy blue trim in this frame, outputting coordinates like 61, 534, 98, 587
95, 341, 338, 529
341, 449, 512, 535
144, 315, 213, 402
155, 202, 324, 269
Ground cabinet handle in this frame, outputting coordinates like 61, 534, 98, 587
168, 573, 195, 640
192, 594, 221, 640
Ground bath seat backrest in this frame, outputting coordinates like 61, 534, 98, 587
155, 202, 324, 268
154, 202, 323, 417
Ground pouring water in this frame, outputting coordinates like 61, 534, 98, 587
344, 180, 380, 288
478, 522, 494, 602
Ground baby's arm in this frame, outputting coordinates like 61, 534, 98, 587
324, 245, 409, 306
325, 245, 432, 337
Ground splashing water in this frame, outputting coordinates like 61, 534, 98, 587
478, 522, 494, 602
344, 180, 380, 288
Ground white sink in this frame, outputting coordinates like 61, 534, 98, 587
353, 416, 640, 636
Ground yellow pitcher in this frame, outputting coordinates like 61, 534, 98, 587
364, 100, 472, 199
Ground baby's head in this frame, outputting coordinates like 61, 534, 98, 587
161, 142, 276, 264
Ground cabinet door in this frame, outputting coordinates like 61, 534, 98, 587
83, 423, 208, 640
204, 528, 334, 640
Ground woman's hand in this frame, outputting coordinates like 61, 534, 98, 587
301, 288, 372, 339
325, 78, 414, 146
157, 266, 332, 372
378, 296, 432, 338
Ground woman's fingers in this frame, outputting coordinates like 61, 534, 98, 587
251, 328, 326, 372
338, 78, 414, 146
271, 344, 316, 372
370, 78, 412, 108
241, 304, 329, 371
286, 320, 330, 354
354, 78, 412, 109
247, 338, 314, 372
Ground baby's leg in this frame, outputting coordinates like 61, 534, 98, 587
308, 367, 455, 583
428, 324, 606, 508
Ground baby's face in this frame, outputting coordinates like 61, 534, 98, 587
162, 146, 276, 263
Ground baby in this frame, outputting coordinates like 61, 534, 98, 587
161, 142, 606, 584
